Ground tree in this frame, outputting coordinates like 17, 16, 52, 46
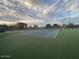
0, 24, 7, 32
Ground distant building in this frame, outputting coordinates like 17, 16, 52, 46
66, 23, 74, 28
33, 25, 38, 29
53, 24, 60, 28
16, 22, 27, 30
45, 24, 52, 29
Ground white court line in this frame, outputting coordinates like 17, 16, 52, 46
54, 30, 59, 38
46, 29, 59, 38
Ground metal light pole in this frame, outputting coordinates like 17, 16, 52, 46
66, 10, 71, 24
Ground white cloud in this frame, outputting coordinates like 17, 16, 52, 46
19, 16, 44, 25
65, 0, 79, 12
0, 0, 79, 25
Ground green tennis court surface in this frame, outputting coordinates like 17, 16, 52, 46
0, 29, 79, 59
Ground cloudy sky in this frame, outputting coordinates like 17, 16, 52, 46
0, 0, 79, 25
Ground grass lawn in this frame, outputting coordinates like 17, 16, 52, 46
0, 29, 79, 59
